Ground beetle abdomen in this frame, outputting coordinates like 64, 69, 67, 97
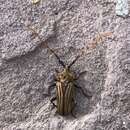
56, 81, 74, 115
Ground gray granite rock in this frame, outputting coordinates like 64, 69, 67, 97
0, 0, 130, 130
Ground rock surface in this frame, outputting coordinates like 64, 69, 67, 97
0, 0, 130, 130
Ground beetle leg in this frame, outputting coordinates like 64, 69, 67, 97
74, 84, 92, 98
72, 98, 77, 106
50, 96, 57, 108
71, 109, 76, 118
71, 98, 77, 118
51, 49, 65, 67
75, 71, 87, 80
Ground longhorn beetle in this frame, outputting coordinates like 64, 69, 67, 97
27, 26, 111, 116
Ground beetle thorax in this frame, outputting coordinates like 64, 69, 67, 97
56, 65, 76, 83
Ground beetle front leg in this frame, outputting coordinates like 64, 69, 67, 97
74, 84, 92, 98
74, 71, 87, 80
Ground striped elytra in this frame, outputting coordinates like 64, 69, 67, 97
55, 65, 76, 115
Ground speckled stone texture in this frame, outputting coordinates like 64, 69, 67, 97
0, 0, 130, 130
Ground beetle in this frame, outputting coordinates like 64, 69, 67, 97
48, 49, 91, 116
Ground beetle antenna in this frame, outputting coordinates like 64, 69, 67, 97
68, 55, 80, 68
49, 48, 65, 67
27, 26, 65, 67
